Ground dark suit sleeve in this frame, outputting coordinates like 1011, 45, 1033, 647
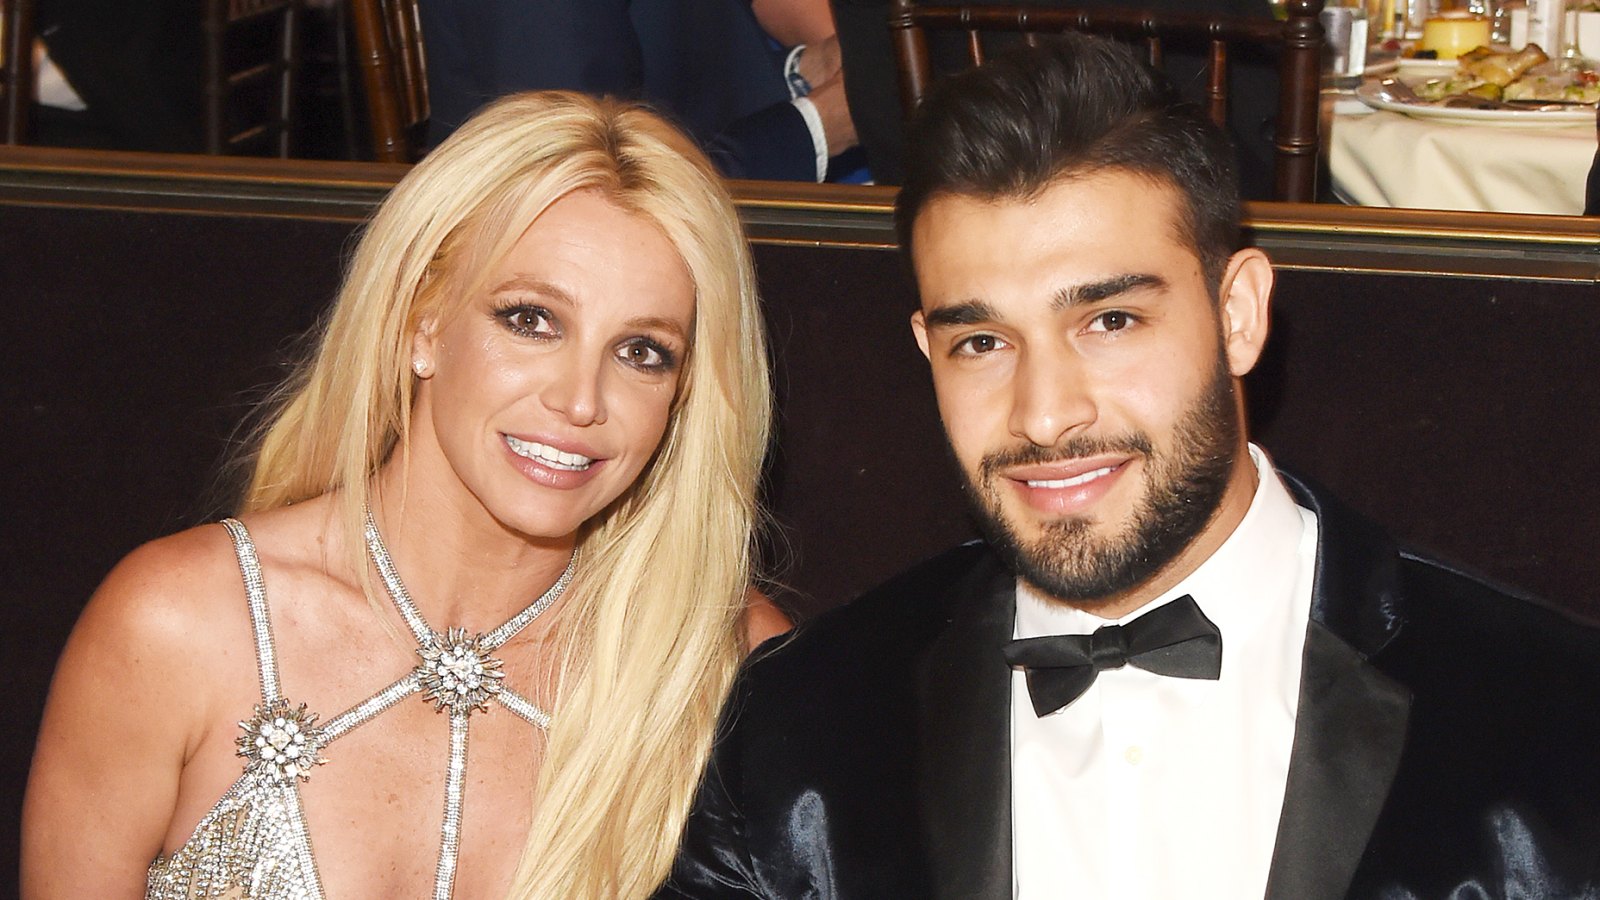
706, 102, 819, 182
418, 0, 641, 147
655, 685, 769, 898
831, 0, 908, 184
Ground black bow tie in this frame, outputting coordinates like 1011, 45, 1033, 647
1003, 594, 1223, 717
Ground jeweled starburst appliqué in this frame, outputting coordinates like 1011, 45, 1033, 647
237, 699, 327, 782
416, 628, 505, 714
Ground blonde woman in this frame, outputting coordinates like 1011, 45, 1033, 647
22, 91, 782, 899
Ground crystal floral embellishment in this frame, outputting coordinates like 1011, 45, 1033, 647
416, 628, 505, 714
237, 699, 327, 782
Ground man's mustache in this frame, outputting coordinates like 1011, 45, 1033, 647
979, 433, 1154, 481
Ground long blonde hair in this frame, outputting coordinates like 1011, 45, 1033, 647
241, 92, 771, 898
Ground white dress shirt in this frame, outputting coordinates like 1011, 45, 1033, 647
1011, 445, 1318, 900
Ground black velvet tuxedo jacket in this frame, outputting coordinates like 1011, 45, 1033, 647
661, 476, 1600, 898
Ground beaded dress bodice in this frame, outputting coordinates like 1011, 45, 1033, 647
145, 518, 573, 900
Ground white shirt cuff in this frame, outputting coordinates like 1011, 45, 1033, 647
792, 96, 828, 183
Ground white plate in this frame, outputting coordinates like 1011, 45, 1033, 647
1356, 80, 1598, 123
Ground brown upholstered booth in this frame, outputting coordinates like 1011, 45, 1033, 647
3, 147, 1598, 887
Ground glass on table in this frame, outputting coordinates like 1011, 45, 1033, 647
1557, 6, 1598, 69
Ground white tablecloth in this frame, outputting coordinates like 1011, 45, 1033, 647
1329, 104, 1597, 216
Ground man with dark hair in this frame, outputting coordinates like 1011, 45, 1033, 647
660, 33, 1600, 899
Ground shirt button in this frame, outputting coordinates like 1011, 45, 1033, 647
1124, 746, 1143, 765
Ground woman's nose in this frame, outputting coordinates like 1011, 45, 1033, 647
541, 349, 608, 427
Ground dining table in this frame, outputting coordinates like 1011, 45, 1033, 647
1327, 62, 1599, 217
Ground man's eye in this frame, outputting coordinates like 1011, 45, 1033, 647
1089, 311, 1135, 333
954, 334, 1006, 356
497, 305, 556, 338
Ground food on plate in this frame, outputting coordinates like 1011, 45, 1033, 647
1502, 70, 1600, 102
1409, 43, 1600, 104
1458, 44, 1548, 86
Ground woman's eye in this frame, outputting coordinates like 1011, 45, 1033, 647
954, 333, 1006, 356
1089, 310, 1135, 333
618, 339, 676, 372
497, 305, 556, 338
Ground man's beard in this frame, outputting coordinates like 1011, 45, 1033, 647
962, 356, 1240, 605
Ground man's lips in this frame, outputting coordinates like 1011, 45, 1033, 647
1002, 455, 1132, 488
1000, 456, 1134, 515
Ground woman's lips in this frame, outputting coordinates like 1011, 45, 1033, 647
504, 434, 595, 471
502, 433, 607, 489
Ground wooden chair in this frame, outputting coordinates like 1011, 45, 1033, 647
2, 0, 37, 144
203, 0, 301, 157
350, 0, 428, 163
888, 0, 1324, 202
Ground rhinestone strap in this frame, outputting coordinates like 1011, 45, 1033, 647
320, 673, 421, 742
222, 518, 282, 703
497, 687, 553, 730
363, 509, 578, 653
364, 515, 434, 646
360, 507, 576, 900
435, 709, 471, 900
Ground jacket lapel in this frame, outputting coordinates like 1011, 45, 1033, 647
915, 551, 1016, 899
1267, 474, 1415, 900
1265, 621, 1411, 899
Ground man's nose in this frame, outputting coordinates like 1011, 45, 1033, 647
1007, 346, 1096, 448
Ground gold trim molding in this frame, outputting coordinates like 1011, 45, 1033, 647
3, 146, 1595, 281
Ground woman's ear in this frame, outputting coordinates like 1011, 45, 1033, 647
1217, 248, 1274, 378
411, 317, 438, 379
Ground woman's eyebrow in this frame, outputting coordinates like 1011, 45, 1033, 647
489, 276, 575, 304
625, 316, 689, 342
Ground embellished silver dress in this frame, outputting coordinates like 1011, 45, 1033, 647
144, 517, 574, 900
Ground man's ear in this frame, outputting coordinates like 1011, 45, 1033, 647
911, 309, 932, 362
1218, 248, 1274, 378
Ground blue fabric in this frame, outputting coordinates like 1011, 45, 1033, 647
419, 0, 816, 181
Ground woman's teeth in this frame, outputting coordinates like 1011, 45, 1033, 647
1027, 465, 1114, 489
504, 435, 594, 471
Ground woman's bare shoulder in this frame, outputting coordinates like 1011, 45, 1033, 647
741, 588, 794, 654
81, 522, 253, 650
22, 522, 261, 896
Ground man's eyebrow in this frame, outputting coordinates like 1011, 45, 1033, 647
1053, 273, 1167, 309
923, 300, 997, 329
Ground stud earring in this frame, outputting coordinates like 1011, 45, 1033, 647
412, 357, 432, 378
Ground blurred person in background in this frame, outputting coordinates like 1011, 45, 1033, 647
421, 0, 859, 181
20, 0, 202, 152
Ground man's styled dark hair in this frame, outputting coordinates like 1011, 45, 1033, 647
895, 32, 1243, 290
